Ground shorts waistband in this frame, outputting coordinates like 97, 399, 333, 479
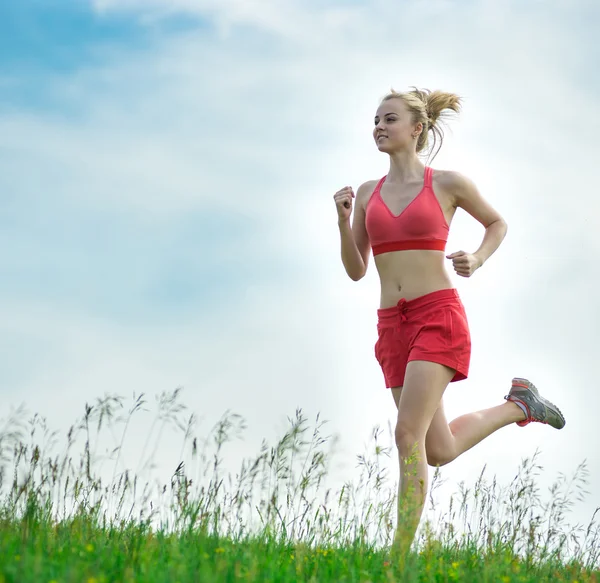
377, 288, 460, 320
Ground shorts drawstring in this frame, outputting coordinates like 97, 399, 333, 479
397, 298, 408, 332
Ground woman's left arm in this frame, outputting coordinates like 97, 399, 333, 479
443, 171, 508, 277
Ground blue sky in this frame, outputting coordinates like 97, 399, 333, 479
0, 1, 211, 70
0, 2, 302, 325
1, 0, 599, 547
0, 2, 147, 111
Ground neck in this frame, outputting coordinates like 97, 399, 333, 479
386, 150, 426, 183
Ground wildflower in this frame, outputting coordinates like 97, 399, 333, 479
86, 544, 94, 553
215, 547, 225, 554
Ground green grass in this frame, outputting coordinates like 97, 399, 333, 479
0, 389, 598, 582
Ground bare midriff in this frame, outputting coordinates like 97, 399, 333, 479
374, 249, 454, 308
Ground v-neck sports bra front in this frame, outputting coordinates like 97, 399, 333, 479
364, 167, 449, 256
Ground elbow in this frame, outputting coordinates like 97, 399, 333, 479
349, 269, 366, 282
486, 217, 508, 237
498, 217, 508, 238
493, 217, 508, 230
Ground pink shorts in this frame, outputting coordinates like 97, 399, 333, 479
374, 288, 471, 388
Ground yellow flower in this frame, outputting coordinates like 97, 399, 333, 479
215, 547, 225, 554
87, 578, 98, 583
14, 555, 21, 562
86, 544, 94, 553
501, 576, 510, 583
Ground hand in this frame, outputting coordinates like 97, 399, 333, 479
333, 186, 354, 221
446, 250, 482, 278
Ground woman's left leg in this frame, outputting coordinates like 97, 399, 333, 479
425, 396, 525, 467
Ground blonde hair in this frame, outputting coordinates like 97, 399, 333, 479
381, 87, 462, 161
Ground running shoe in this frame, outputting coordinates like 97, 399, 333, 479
504, 377, 566, 429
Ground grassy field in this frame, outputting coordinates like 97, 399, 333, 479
0, 389, 598, 582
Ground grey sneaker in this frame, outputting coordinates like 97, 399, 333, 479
504, 378, 566, 429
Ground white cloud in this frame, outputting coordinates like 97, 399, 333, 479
1, 0, 599, 539
91, 0, 365, 42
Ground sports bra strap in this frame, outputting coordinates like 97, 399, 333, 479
424, 166, 433, 188
373, 175, 386, 194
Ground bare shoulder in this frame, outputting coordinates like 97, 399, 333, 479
433, 169, 503, 227
432, 169, 477, 204
355, 179, 380, 210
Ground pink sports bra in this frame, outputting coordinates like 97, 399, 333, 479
364, 167, 449, 256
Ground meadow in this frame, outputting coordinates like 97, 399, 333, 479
0, 388, 598, 582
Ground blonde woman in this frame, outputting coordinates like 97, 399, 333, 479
333, 87, 565, 554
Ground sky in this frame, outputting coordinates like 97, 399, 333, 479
1, 0, 599, 544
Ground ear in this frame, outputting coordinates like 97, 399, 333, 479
413, 121, 423, 137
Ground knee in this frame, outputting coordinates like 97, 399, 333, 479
394, 422, 423, 458
426, 448, 454, 467
425, 440, 456, 467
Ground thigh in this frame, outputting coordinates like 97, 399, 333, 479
395, 385, 455, 453
391, 387, 402, 409
397, 360, 455, 438
425, 399, 454, 454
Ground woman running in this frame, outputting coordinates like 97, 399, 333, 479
332, 87, 565, 555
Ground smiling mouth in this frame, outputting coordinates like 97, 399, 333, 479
376, 135, 388, 140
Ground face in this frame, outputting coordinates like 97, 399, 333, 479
373, 98, 422, 153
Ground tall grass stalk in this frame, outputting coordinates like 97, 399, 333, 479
0, 389, 598, 582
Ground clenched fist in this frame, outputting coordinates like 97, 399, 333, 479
333, 186, 355, 222
446, 250, 482, 277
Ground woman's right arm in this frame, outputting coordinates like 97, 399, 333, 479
334, 181, 374, 281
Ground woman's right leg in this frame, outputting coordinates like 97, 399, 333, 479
391, 360, 455, 558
